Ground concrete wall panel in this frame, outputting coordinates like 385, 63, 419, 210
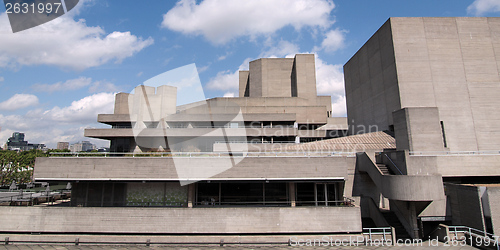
0, 206, 362, 234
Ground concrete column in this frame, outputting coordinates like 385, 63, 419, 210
187, 184, 195, 208
289, 183, 296, 207
409, 202, 419, 239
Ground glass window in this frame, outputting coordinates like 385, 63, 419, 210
265, 182, 288, 206
296, 183, 315, 206
296, 182, 341, 206
221, 183, 263, 205
197, 182, 219, 206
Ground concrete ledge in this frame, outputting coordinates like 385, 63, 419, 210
34, 156, 350, 181
357, 153, 444, 201
84, 127, 298, 138
0, 233, 365, 245
0, 206, 362, 234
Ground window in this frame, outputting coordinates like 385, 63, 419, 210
296, 182, 342, 206
196, 182, 288, 206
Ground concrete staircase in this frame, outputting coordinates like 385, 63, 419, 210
381, 210, 411, 239
377, 164, 394, 175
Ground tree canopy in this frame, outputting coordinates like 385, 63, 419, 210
0, 149, 69, 186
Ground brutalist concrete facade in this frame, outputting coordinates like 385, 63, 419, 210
22, 54, 364, 237
345, 17, 500, 239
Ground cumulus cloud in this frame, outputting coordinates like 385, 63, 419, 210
223, 92, 235, 97
331, 95, 346, 117
0, 94, 39, 111
32, 77, 120, 93
315, 58, 345, 97
32, 77, 92, 92
467, 0, 500, 16
88, 81, 120, 93
0, 12, 154, 70
162, 0, 335, 44
206, 70, 239, 91
314, 28, 347, 53
43, 92, 115, 123
0, 92, 115, 148
260, 40, 300, 58
206, 58, 251, 91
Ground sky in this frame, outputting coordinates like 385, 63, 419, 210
0, 0, 499, 149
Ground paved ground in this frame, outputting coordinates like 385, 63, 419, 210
0, 242, 480, 250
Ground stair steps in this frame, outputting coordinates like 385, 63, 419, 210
377, 164, 394, 175
381, 210, 411, 240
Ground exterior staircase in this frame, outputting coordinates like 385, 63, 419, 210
377, 164, 394, 175
381, 210, 411, 239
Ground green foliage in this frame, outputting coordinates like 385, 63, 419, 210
0, 149, 60, 186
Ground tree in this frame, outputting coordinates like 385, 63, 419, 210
0, 149, 67, 186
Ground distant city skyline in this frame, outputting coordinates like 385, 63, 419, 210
0, 0, 499, 148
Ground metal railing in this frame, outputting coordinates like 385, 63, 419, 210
214, 141, 296, 144
166, 125, 295, 129
448, 226, 499, 249
73, 201, 186, 207
363, 227, 392, 242
195, 197, 355, 207
49, 151, 357, 158
383, 154, 403, 175
410, 151, 500, 156
0, 190, 70, 206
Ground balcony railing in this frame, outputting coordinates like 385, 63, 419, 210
49, 151, 356, 158
214, 141, 296, 144
409, 151, 500, 156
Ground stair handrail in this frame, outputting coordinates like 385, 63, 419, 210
448, 225, 499, 249
383, 153, 403, 175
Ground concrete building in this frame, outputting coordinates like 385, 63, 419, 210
2, 18, 499, 242
57, 142, 69, 150
16, 54, 366, 238
344, 17, 500, 238
5, 132, 45, 151
69, 141, 96, 152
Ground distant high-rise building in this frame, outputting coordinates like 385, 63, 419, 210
70, 141, 96, 152
5, 132, 45, 151
57, 142, 69, 150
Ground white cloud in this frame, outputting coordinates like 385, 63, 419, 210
331, 95, 346, 117
206, 58, 251, 91
0, 94, 39, 111
260, 40, 300, 58
206, 70, 239, 91
197, 64, 210, 73
32, 77, 120, 93
137, 72, 143, 77
88, 81, 120, 93
0, 92, 115, 148
223, 92, 235, 97
467, 0, 500, 16
0, 76, 4, 82
314, 56, 346, 116
314, 28, 347, 52
0, 13, 154, 70
315, 57, 345, 97
162, 0, 335, 44
42, 92, 115, 123
32, 77, 92, 92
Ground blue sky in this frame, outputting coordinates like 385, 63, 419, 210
0, 0, 499, 148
